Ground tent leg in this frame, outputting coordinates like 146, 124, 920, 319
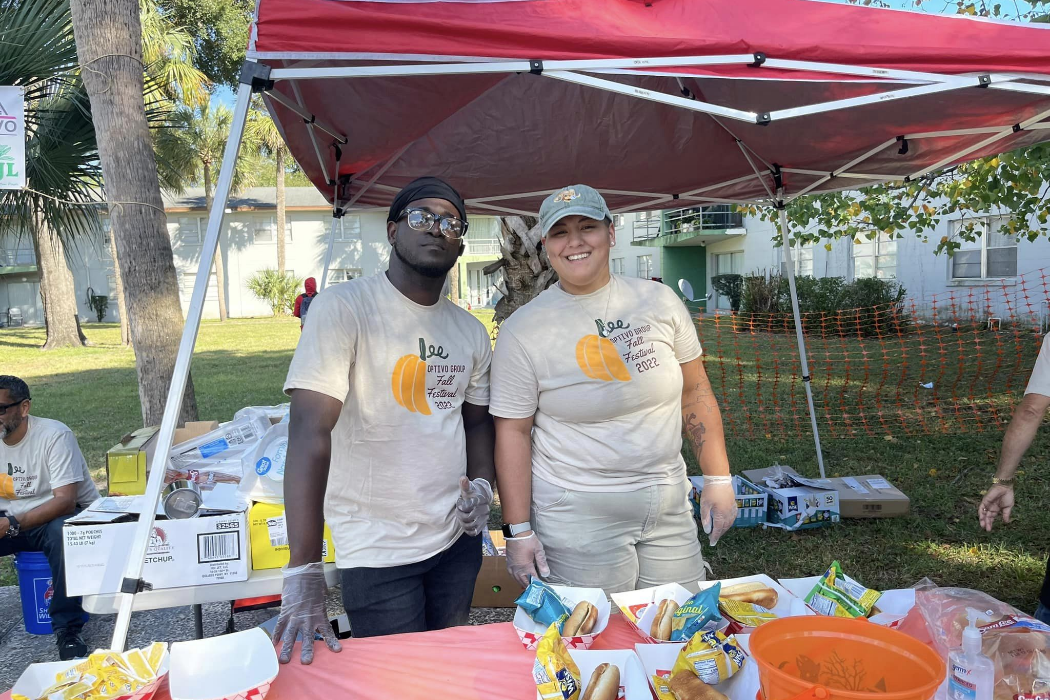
320, 214, 338, 291
778, 204, 827, 478
109, 81, 254, 652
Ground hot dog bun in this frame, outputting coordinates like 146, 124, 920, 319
563, 601, 599, 636
649, 599, 679, 641
581, 662, 620, 700
719, 582, 778, 610
669, 671, 729, 700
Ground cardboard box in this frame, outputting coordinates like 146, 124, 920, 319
105, 421, 220, 496
248, 502, 335, 570
472, 530, 522, 608
743, 465, 840, 530
63, 496, 248, 597
688, 475, 768, 528
827, 475, 910, 518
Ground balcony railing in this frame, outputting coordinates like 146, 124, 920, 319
0, 249, 35, 266
633, 205, 744, 241
465, 239, 501, 256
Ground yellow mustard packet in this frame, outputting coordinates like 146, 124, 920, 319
671, 629, 747, 685
533, 622, 582, 700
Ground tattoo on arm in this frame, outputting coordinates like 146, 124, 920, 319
683, 411, 707, 457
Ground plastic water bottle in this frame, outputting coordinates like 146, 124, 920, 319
947, 608, 995, 700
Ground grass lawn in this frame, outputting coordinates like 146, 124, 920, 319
1, 315, 1048, 615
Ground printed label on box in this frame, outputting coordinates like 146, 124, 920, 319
197, 531, 240, 563
866, 478, 892, 490
266, 516, 288, 547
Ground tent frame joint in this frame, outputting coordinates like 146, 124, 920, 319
120, 577, 152, 595
239, 60, 274, 93
749, 52, 767, 68
1013, 123, 1023, 132
756, 112, 771, 126
529, 59, 543, 75
977, 74, 992, 88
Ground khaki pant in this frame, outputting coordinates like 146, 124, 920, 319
531, 476, 707, 594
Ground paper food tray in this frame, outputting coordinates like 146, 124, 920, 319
699, 574, 809, 628
610, 582, 728, 644
169, 628, 277, 700
780, 575, 912, 626
536, 649, 648, 700
13, 650, 170, 700
635, 635, 760, 700
514, 584, 611, 650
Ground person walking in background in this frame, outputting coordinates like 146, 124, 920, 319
979, 334, 1050, 624
274, 177, 496, 663
490, 185, 737, 594
293, 277, 318, 330
0, 375, 100, 660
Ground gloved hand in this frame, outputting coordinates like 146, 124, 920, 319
455, 476, 493, 536
272, 562, 342, 664
505, 532, 550, 587
699, 475, 738, 546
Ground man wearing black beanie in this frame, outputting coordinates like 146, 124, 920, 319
275, 177, 496, 662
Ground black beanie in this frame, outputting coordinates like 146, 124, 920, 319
387, 176, 467, 223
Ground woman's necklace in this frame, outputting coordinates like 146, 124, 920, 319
564, 275, 615, 337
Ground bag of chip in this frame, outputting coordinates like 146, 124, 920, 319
651, 674, 676, 700
805, 561, 881, 618
671, 629, 747, 684
719, 598, 777, 628
533, 622, 582, 700
517, 577, 573, 631
671, 583, 723, 641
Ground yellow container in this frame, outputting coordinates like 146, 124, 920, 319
249, 501, 336, 570
106, 427, 159, 496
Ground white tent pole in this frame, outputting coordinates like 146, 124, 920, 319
319, 155, 342, 292
110, 80, 254, 651
777, 199, 827, 478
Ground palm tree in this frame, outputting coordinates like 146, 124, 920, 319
485, 216, 557, 325
246, 104, 289, 275
0, 0, 103, 349
154, 101, 257, 322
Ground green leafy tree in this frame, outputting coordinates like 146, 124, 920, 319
155, 0, 254, 86
246, 268, 302, 316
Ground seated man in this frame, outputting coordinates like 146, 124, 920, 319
0, 375, 100, 659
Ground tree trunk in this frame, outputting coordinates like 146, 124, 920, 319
69, 0, 198, 426
108, 228, 132, 347
202, 164, 228, 322
448, 263, 460, 306
276, 148, 286, 275
485, 216, 556, 326
32, 220, 86, 350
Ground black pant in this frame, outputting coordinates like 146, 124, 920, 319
339, 533, 482, 638
0, 512, 84, 634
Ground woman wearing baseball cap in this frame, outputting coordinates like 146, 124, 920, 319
489, 185, 737, 593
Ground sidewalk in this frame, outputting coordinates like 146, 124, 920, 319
0, 586, 514, 692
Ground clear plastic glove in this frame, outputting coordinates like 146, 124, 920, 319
272, 562, 342, 664
455, 476, 493, 536
505, 532, 550, 587
699, 475, 738, 546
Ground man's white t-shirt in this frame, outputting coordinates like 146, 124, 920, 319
1026, 335, 1050, 397
490, 275, 702, 492
0, 416, 100, 518
283, 272, 492, 568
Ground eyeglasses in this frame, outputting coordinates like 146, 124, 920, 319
0, 399, 27, 415
398, 208, 469, 240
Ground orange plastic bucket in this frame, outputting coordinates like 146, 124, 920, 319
749, 616, 946, 700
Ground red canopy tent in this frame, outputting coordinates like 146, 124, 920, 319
111, 0, 1050, 648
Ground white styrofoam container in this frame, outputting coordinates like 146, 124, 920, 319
514, 584, 610, 650
535, 649, 648, 700
12, 650, 169, 700
635, 636, 760, 700
610, 582, 728, 644
169, 628, 278, 700
698, 574, 804, 622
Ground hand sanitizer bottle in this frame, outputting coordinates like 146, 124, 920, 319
947, 608, 995, 700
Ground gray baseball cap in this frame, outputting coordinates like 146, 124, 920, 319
539, 184, 612, 237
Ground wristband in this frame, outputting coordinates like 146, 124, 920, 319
704, 475, 733, 485
992, 476, 1015, 487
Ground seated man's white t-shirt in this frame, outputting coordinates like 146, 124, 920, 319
283, 272, 492, 568
0, 416, 100, 518
489, 275, 702, 493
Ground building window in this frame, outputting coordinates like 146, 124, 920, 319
714, 251, 744, 311
254, 216, 292, 244
613, 214, 626, 228
638, 211, 655, 221
177, 217, 203, 245
327, 268, 361, 285
785, 242, 814, 277
950, 217, 1018, 280
334, 215, 362, 241
611, 258, 625, 275
107, 274, 117, 296
101, 220, 114, 261
637, 255, 653, 279
180, 272, 218, 300
853, 233, 897, 280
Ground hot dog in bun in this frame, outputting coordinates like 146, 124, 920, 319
581, 663, 620, 700
668, 670, 729, 700
650, 599, 680, 641
563, 601, 599, 636
719, 582, 778, 610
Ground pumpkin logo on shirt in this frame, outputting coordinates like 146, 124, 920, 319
0, 471, 13, 499
391, 337, 448, 415
575, 320, 631, 383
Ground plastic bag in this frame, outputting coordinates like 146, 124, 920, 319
516, 578, 572, 631
806, 561, 882, 618
533, 623, 581, 700
671, 629, 746, 685
917, 587, 1050, 700
237, 421, 288, 504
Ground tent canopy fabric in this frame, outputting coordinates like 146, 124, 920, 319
248, 0, 1050, 214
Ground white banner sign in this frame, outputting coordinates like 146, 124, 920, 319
0, 86, 25, 190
